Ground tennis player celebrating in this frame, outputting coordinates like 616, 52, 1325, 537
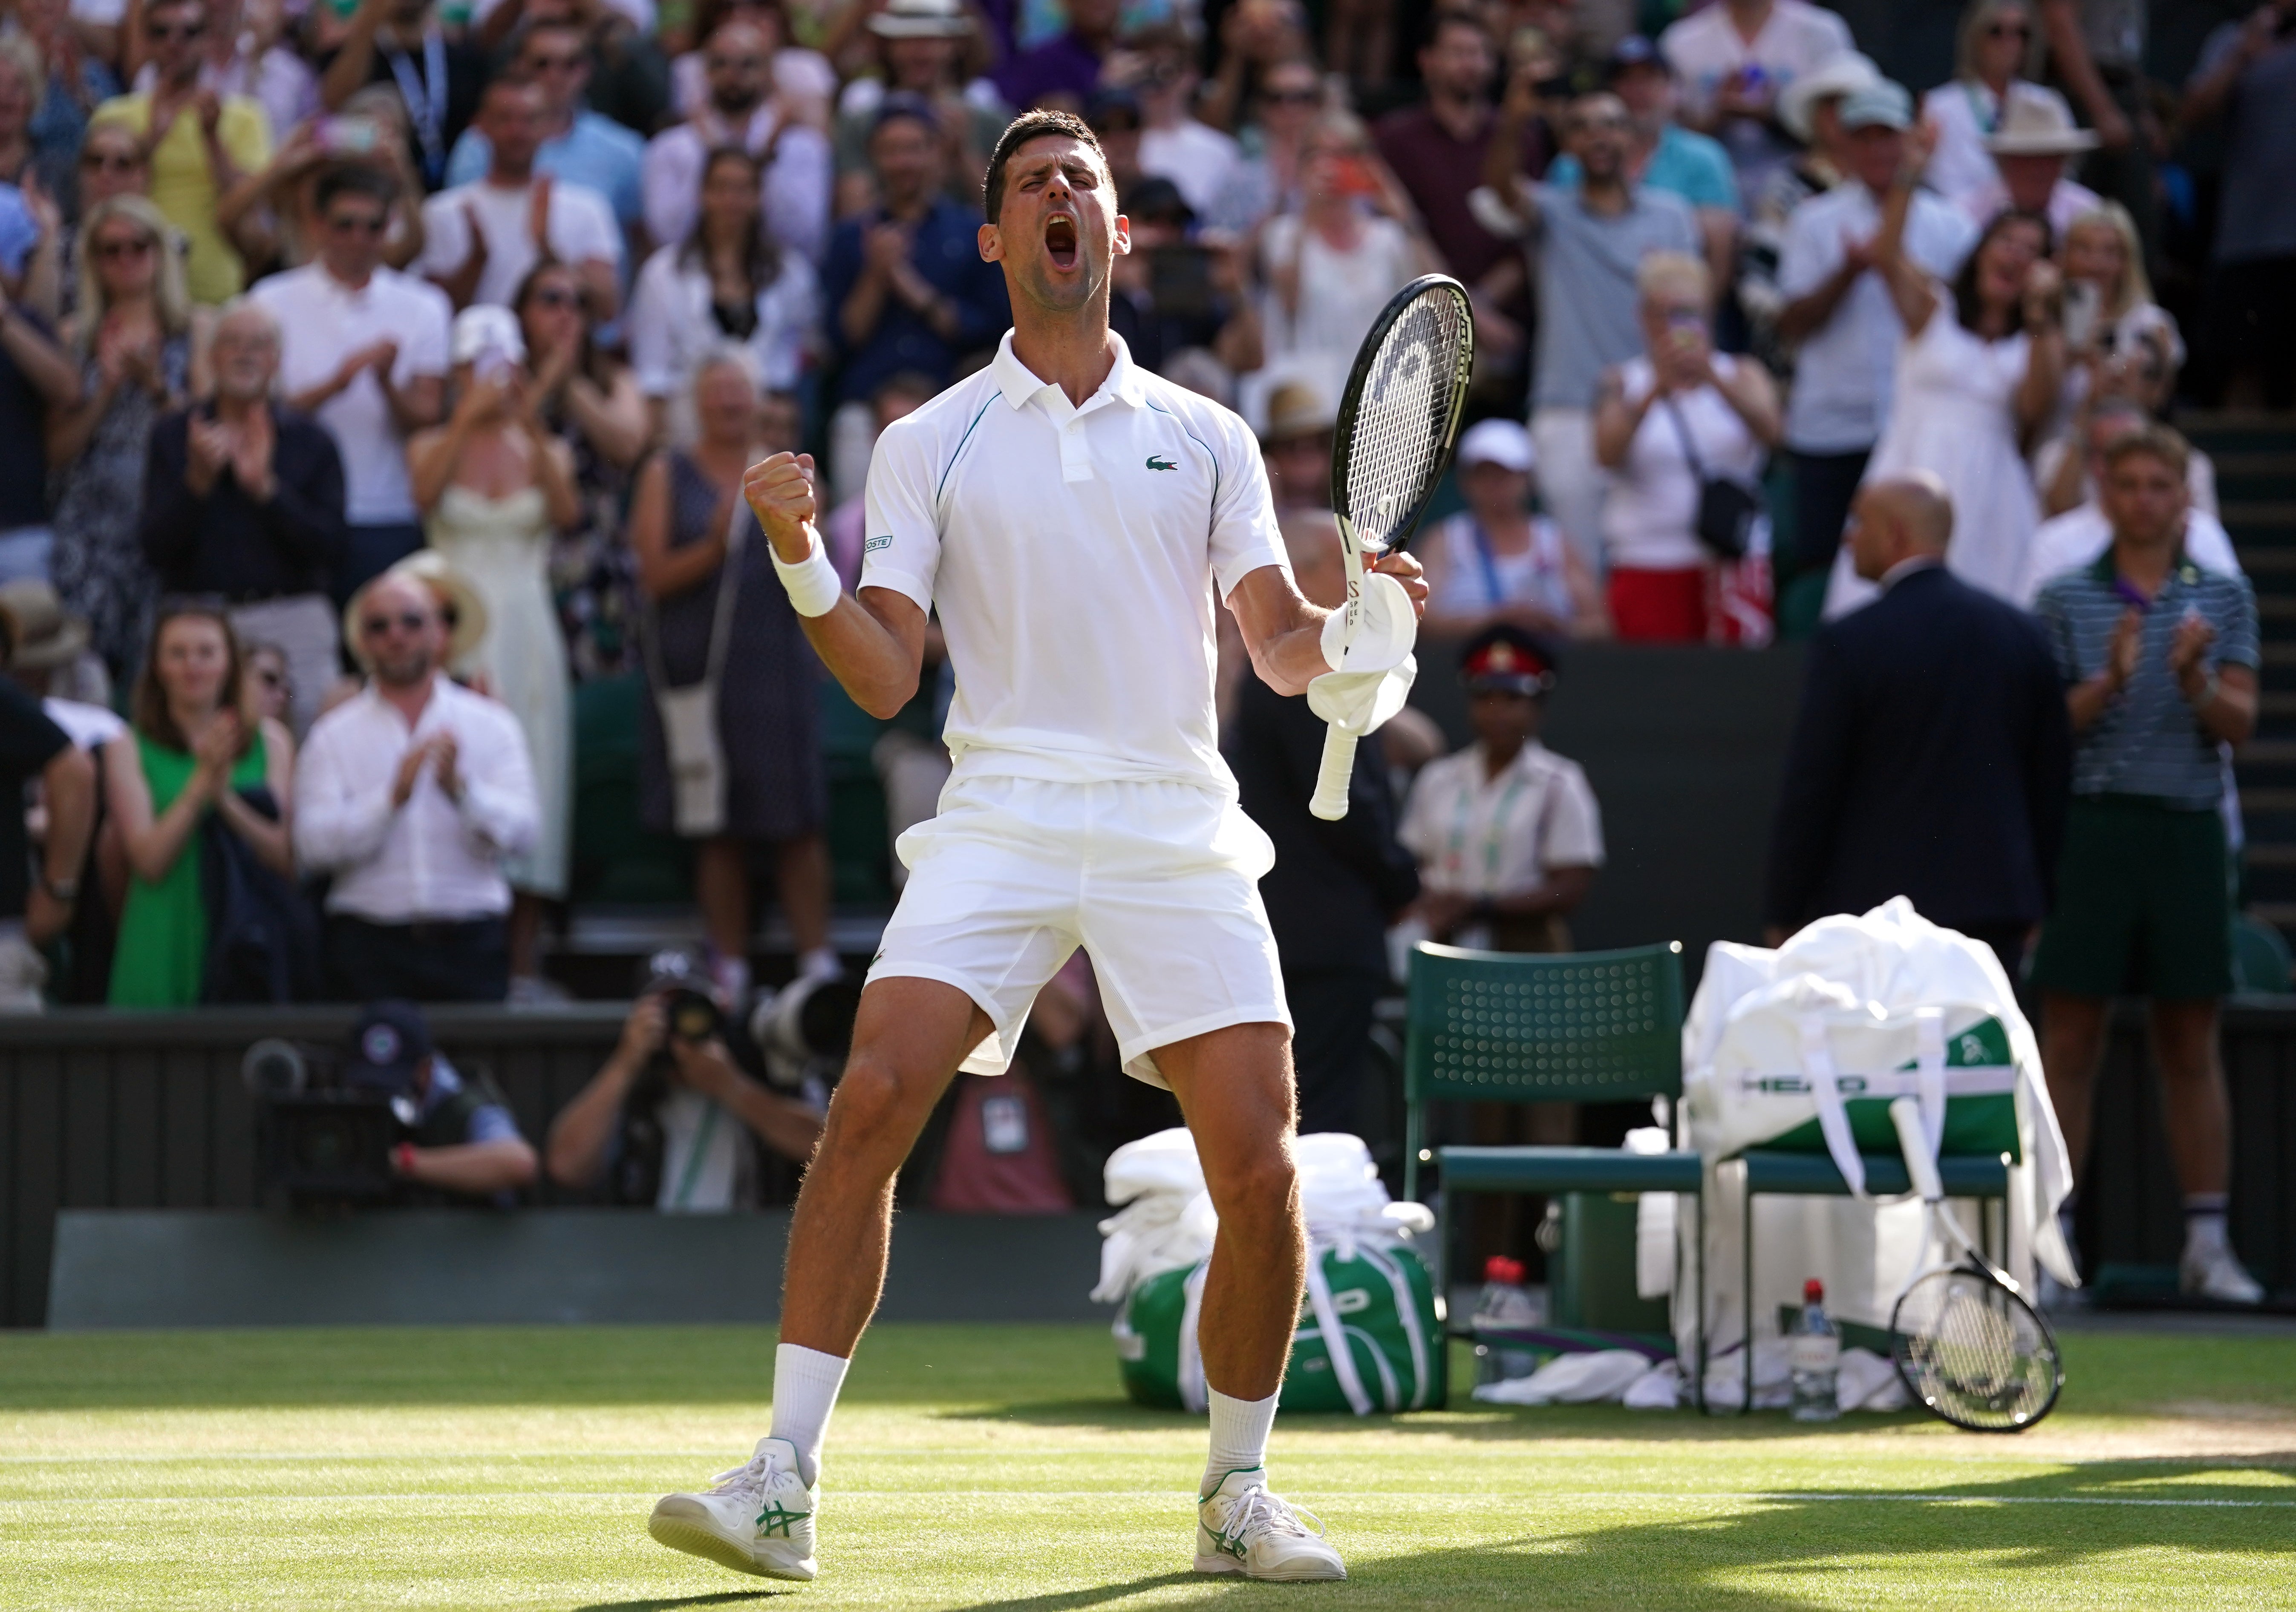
645, 109, 1425, 1586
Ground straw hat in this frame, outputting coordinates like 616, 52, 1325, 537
344, 552, 490, 672
1262, 378, 1335, 444
868, 0, 972, 37
1777, 51, 1881, 143
1986, 92, 2099, 156
0, 579, 91, 672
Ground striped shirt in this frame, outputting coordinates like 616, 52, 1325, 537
2034, 551, 2259, 809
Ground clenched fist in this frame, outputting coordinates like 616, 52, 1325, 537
744, 451, 820, 564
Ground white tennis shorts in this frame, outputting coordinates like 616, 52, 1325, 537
866, 771, 1292, 1088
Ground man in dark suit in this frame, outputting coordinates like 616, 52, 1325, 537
1226, 512, 1420, 1139
1764, 474, 2071, 979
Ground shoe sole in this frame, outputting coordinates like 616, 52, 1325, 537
1194, 1552, 1346, 1582
648, 1507, 817, 1582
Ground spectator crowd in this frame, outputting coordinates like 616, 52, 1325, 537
0, 0, 2284, 1291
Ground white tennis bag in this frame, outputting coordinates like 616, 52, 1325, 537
1672, 900, 2079, 1351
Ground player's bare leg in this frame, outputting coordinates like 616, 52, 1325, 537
1158, 1022, 1344, 1581
648, 976, 988, 1579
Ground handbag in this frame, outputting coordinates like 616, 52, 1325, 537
643, 482, 750, 837
1661, 392, 1765, 560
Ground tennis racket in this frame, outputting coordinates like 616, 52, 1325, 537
1310, 274, 1475, 821
1886, 1098, 2063, 1433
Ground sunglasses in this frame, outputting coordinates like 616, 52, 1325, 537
1263, 86, 1319, 105
524, 52, 584, 71
1985, 20, 2031, 37
362, 611, 431, 636
95, 235, 155, 260
327, 212, 388, 236
149, 21, 207, 40
80, 151, 141, 173
527, 286, 579, 309
708, 54, 764, 69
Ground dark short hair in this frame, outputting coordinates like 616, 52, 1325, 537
316, 163, 397, 214
983, 109, 1104, 225
1421, 8, 1488, 51
871, 90, 939, 142
2100, 423, 2191, 483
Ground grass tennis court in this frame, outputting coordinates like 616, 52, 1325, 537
5, 1321, 2293, 1610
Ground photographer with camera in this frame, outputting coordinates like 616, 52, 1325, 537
347, 999, 539, 1201
545, 953, 827, 1210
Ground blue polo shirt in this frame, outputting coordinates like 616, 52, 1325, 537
446, 109, 645, 229
1546, 122, 1740, 214
2035, 550, 2260, 809
822, 198, 1011, 405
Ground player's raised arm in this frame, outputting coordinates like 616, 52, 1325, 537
744, 450, 929, 720
1227, 554, 1429, 698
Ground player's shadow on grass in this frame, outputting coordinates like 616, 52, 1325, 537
935, 1456, 2296, 1612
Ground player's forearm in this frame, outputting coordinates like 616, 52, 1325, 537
1249, 613, 1337, 698
799, 587, 925, 720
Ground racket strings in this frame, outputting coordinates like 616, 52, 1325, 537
1895, 1268, 2061, 1431
1341, 289, 1473, 552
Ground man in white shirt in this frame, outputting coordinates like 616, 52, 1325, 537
252, 166, 450, 601
1774, 81, 1976, 589
294, 567, 539, 1003
418, 77, 622, 316
645, 109, 1427, 1588
641, 18, 833, 264
1661, 0, 1852, 191
1129, 25, 1239, 218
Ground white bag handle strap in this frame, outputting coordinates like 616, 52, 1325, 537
1914, 1008, 1947, 1158
1362, 1246, 1432, 1409
1178, 1261, 1211, 1414
1302, 1252, 1375, 1416
1799, 1017, 1867, 1197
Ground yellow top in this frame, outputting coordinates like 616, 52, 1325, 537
89, 92, 273, 304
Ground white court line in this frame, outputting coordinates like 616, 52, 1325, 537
2, 1491, 2290, 1511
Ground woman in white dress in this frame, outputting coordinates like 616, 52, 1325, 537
1823, 186, 2064, 618
1255, 113, 1436, 419
407, 306, 583, 1002
1919, 0, 2074, 210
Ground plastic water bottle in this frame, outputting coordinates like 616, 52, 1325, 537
1788, 1279, 1842, 1422
1471, 1256, 1540, 1387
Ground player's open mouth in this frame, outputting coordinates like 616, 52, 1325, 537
1044, 213, 1078, 269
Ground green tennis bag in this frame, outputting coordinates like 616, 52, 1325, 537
1114, 1239, 1444, 1415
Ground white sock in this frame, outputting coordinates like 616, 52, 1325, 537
1202, 1388, 1278, 1497
768, 1343, 849, 1487
799, 946, 845, 982
2184, 1195, 2230, 1260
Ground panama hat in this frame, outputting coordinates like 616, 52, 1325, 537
1778, 51, 1881, 143
1985, 92, 2099, 156
0, 579, 90, 672
344, 551, 490, 673
868, 0, 972, 38
1261, 378, 1335, 443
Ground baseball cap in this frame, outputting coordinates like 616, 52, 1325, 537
1607, 35, 1663, 76
343, 1000, 433, 1095
1837, 80, 1912, 133
1460, 625, 1557, 695
872, 90, 940, 137
1457, 418, 1536, 474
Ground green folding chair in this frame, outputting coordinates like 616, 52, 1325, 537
1401, 941, 1705, 1394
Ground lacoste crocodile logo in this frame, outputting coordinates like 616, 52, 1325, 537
1146, 455, 1178, 471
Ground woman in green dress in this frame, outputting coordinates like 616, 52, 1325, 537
106, 600, 297, 1006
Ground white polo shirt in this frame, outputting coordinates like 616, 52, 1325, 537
250, 262, 452, 527
860, 330, 1289, 795
1399, 739, 1604, 900
417, 177, 622, 310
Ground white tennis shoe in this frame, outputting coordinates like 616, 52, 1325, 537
1195, 1468, 1346, 1582
2181, 1245, 2266, 1306
647, 1435, 818, 1580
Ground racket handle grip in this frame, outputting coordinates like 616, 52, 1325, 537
1890, 1097, 1944, 1203
1310, 726, 1357, 820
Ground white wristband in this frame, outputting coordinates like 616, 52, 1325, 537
771, 530, 842, 618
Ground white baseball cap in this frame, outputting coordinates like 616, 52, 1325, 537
1457, 418, 1536, 474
